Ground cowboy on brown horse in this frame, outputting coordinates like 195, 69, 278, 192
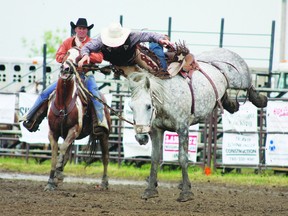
19, 18, 109, 133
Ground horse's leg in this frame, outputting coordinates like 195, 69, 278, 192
247, 85, 268, 108
55, 126, 80, 184
141, 128, 163, 199
44, 131, 59, 191
99, 133, 109, 189
177, 125, 193, 202
222, 91, 239, 114
54, 144, 72, 184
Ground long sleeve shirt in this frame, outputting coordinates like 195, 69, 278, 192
81, 31, 165, 60
56, 36, 103, 64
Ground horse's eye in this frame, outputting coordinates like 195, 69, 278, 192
147, 104, 151, 110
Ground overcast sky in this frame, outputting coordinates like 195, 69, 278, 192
0, 0, 285, 67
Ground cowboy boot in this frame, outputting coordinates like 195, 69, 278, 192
19, 82, 57, 132
91, 108, 109, 134
21, 101, 48, 132
97, 109, 109, 131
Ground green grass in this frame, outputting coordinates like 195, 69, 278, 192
0, 156, 287, 187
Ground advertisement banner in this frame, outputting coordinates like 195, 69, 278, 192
162, 124, 199, 162
222, 102, 259, 165
222, 133, 259, 164
265, 101, 288, 166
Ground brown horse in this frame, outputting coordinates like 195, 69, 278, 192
44, 52, 111, 191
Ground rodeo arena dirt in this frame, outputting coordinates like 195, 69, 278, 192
0, 172, 287, 216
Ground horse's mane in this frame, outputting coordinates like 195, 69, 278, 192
128, 72, 169, 106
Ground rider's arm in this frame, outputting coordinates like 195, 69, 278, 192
81, 37, 102, 57
130, 32, 173, 48
55, 38, 72, 63
79, 37, 103, 67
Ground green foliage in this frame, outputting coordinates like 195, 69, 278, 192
22, 29, 68, 58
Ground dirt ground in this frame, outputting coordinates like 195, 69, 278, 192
0, 174, 287, 216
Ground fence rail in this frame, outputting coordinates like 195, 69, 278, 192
1, 93, 288, 173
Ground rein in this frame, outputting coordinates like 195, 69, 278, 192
65, 61, 134, 125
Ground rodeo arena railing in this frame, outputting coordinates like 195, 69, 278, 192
1, 16, 286, 173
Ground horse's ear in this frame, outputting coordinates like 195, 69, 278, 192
145, 77, 150, 89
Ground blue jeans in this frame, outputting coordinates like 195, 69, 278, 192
149, 42, 167, 70
84, 74, 104, 121
26, 75, 103, 121
26, 82, 57, 119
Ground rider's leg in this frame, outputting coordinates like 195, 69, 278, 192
85, 75, 108, 130
20, 82, 57, 131
149, 42, 167, 70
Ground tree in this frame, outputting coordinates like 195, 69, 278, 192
22, 29, 68, 58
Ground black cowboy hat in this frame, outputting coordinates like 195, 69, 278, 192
70, 18, 94, 30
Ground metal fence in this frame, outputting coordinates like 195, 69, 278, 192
1, 92, 288, 173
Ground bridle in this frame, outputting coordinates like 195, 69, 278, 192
133, 90, 158, 134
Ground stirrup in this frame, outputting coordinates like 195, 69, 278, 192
23, 120, 40, 132
93, 116, 109, 134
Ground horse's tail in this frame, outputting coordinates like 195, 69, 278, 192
83, 136, 101, 166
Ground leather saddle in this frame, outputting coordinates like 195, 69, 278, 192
134, 42, 191, 79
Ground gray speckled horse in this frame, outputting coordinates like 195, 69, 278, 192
127, 48, 267, 202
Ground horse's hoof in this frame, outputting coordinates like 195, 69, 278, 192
94, 181, 109, 190
54, 173, 64, 185
101, 181, 109, 190
141, 189, 158, 200
44, 183, 57, 192
177, 191, 194, 202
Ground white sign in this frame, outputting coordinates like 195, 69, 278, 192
265, 101, 288, 166
222, 102, 259, 165
265, 134, 288, 166
222, 133, 259, 164
163, 124, 199, 162
265, 101, 288, 132
122, 97, 152, 158
19, 93, 50, 144
0, 94, 16, 124
222, 102, 258, 132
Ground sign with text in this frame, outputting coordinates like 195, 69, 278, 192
265, 101, 288, 166
222, 102, 259, 165
162, 124, 199, 162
